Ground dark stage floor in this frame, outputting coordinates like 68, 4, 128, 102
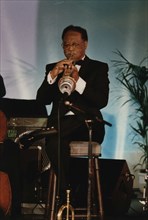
3, 189, 148, 220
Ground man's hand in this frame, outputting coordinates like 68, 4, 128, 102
70, 66, 79, 81
50, 59, 74, 79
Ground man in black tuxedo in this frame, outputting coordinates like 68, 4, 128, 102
36, 25, 110, 198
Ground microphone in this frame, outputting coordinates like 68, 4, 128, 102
65, 101, 112, 127
58, 76, 76, 96
58, 61, 76, 96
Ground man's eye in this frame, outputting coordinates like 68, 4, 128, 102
62, 43, 80, 49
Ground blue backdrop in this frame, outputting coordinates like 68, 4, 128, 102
0, 0, 147, 187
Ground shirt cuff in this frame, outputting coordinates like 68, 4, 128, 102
47, 72, 57, 84
75, 77, 86, 94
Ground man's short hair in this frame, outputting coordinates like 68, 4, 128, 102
62, 25, 88, 41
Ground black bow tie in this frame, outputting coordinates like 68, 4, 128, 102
75, 60, 84, 66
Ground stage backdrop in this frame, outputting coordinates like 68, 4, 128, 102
0, 0, 147, 187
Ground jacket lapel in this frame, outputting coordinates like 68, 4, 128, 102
78, 56, 91, 79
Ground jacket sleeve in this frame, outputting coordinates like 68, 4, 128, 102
0, 75, 6, 98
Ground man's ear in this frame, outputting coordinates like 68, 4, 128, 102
84, 41, 88, 49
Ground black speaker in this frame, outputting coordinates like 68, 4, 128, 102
98, 158, 134, 215
69, 158, 134, 215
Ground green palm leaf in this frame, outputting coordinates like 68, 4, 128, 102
112, 50, 148, 169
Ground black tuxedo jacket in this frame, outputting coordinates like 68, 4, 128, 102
36, 56, 110, 142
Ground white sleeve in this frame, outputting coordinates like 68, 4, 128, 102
75, 77, 86, 94
47, 72, 57, 84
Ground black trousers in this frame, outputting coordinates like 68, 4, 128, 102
45, 115, 105, 194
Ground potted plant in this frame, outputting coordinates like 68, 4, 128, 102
111, 50, 148, 193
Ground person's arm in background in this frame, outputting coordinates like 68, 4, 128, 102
0, 75, 6, 98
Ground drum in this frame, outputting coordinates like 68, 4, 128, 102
0, 111, 7, 143
0, 171, 12, 215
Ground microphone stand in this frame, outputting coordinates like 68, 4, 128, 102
85, 119, 93, 220
54, 97, 63, 218
55, 93, 72, 219
65, 101, 111, 219
64, 101, 112, 127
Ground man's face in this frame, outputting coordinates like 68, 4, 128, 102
62, 31, 88, 61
